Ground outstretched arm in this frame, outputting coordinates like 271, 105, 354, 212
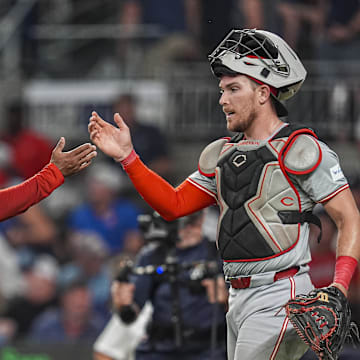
0, 138, 97, 221
88, 112, 215, 220
323, 188, 360, 296
50, 136, 97, 176
123, 156, 215, 220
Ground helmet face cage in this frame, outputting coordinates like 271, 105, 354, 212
208, 29, 306, 101
209, 29, 290, 78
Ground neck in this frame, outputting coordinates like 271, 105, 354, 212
244, 113, 284, 141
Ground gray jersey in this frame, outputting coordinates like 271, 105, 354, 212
187, 139, 348, 278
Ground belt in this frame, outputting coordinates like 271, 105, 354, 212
230, 266, 300, 289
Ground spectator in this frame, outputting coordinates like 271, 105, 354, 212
201, 207, 219, 243
93, 300, 153, 360
58, 231, 112, 316
112, 94, 171, 179
199, 0, 264, 54
0, 232, 26, 308
28, 276, 106, 344
0, 141, 14, 188
0, 254, 59, 342
1, 102, 54, 179
0, 201, 58, 265
276, 0, 323, 59
315, 0, 360, 76
312, 0, 360, 140
95, 211, 228, 360
118, 0, 265, 72
118, 0, 202, 75
67, 161, 143, 255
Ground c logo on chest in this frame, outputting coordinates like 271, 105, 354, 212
232, 154, 247, 168
281, 196, 295, 206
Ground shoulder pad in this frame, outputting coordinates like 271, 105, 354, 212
283, 134, 322, 175
198, 138, 229, 177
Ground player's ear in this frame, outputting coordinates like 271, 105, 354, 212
257, 85, 271, 105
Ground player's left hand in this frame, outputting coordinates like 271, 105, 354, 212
285, 286, 360, 360
50, 137, 97, 177
88, 111, 134, 162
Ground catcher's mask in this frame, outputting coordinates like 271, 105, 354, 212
208, 29, 307, 117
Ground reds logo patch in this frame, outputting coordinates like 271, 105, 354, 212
281, 197, 294, 206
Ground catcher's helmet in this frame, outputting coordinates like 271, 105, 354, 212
208, 29, 307, 117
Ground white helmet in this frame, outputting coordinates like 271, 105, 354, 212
208, 29, 307, 117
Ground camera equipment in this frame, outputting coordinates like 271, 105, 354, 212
188, 260, 221, 294
189, 260, 221, 281
115, 211, 223, 353
137, 212, 179, 246
114, 257, 137, 324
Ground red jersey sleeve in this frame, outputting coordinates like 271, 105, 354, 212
0, 163, 64, 221
124, 157, 216, 221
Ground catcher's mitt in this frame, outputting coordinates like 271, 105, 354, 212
285, 286, 359, 360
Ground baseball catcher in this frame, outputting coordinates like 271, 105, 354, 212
89, 28, 360, 360
285, 286, 359, 359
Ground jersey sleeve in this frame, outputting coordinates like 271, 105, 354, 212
123, 157, 216, 221
293, 141, 348, 203
0, 163, 64, 221
187, 170, 218, 199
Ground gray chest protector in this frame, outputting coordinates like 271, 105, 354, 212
198, 125, 322, 262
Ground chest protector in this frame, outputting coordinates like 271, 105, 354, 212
198, 124, 322, 262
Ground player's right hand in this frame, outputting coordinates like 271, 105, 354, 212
50, 137, 97, 177
111, 280, 135, 309
88, 111, 134, 162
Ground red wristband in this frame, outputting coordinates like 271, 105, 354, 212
120, 149, 138, 168
333, 256, 358, 290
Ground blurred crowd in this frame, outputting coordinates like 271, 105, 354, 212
1, 0, 359, 78
0, 0, 359, 356
2, 0, 359, 143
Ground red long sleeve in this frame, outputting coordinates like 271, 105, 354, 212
123, 157, 216, 221
0, 163, 64, 221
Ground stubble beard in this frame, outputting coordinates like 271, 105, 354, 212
228, 108, 257, 133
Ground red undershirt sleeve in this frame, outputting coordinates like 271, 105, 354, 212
123, 157, 216, 221
0, 163, 64, 221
